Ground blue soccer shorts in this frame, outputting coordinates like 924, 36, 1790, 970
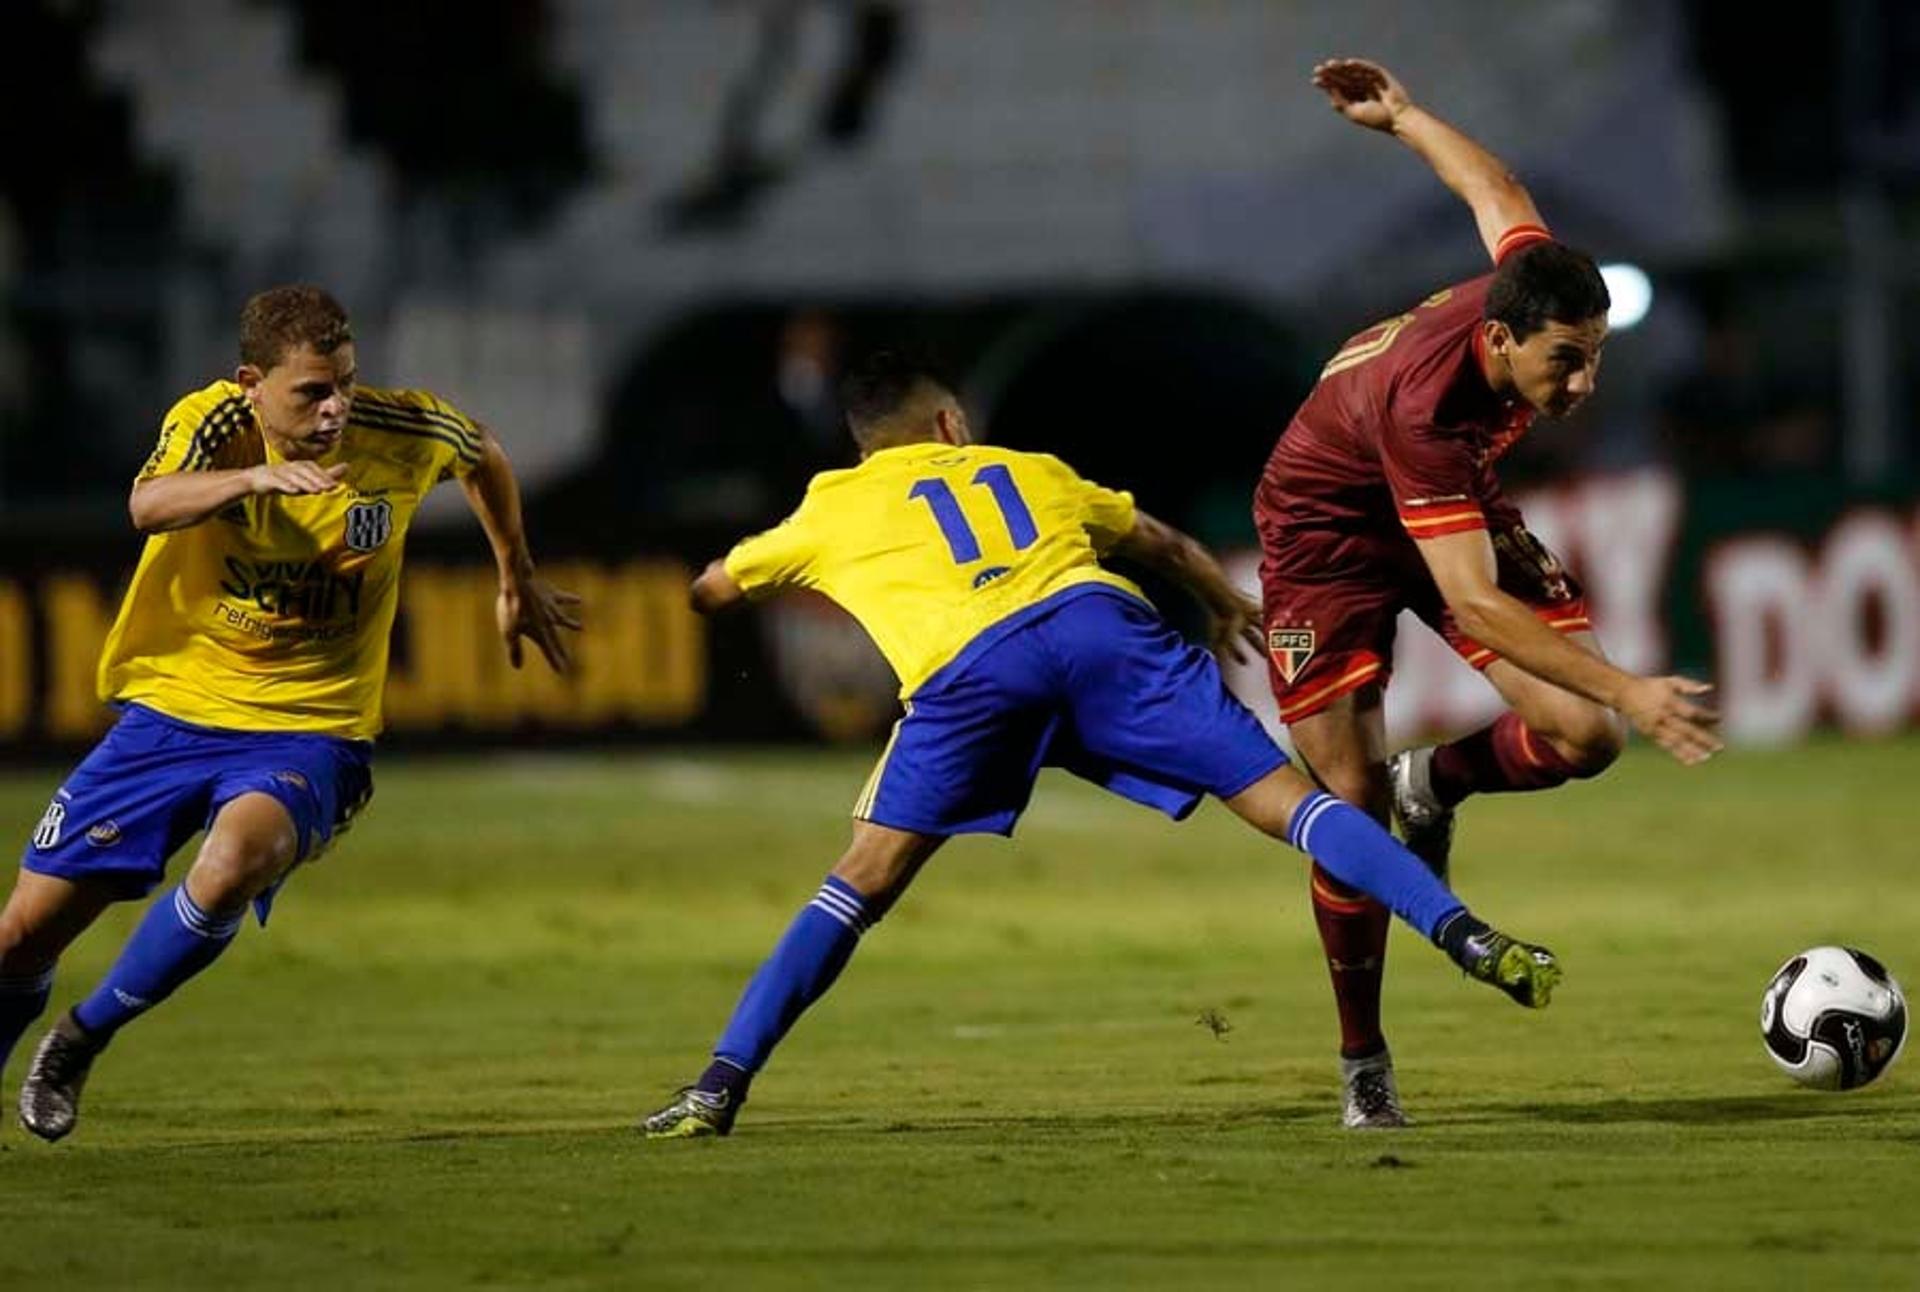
22, 704, 374, 912
856, 586, 1288, 836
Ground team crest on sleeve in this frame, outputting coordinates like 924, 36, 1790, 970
1267, 628, 1317, 685
32, 801, 66, 850
344, 499, 394, 552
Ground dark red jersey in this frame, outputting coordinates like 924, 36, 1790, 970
1254, 226, 1551, 574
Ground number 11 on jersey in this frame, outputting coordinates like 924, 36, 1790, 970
909, 464, 1038, 564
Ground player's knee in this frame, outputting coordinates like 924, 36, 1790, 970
830, 828, 937, 917
1546, 706, 1626, 778
830, 845, 909, 910
189, 834, 294, 908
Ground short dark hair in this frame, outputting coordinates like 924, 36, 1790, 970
1485, 242, 1609, 342
839, 351, 953, 448
239, 285, 353, 371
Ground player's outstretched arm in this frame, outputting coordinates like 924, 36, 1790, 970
1415, 529, 1722, 765
689, 560, 747, 616
1111, 510, 1263, 664
129, 461, 348, 533
1312, 57, 1545, 261
459, 427, 583, 672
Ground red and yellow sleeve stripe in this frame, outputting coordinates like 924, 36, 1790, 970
1494, 223, 1552, 264
1456, 603, 1592, 670
1397, 502, 1487, 539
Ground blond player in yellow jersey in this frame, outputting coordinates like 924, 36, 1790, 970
0, 285, 579, 1141
643, 353, 1564, 1139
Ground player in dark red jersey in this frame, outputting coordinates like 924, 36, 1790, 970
1257, 59, 1722, 1128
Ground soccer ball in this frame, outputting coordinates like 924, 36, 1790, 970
1759, 946, 1907, 1090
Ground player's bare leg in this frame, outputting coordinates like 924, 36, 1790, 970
1224, 741, 1562, 1126
828, 819, 946, 916
1283, 687, 1410, 1127
0, 871, 121, 1112
643, 822, 947, 1139
1480, 631, 1628, 776
1394, 631, 1626, 878
19, 793, 299, 1142
1221, 759, 1559, 996
0, 872, 124, 981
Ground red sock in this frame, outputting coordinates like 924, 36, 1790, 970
1309, 863, 1391, 1059
1429, 711, 1586, 806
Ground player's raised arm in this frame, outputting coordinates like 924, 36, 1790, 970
689, 560, 747, 615
1312, 57, 1546, 262
1110, 510, 1263, 664
458, 426, 582, 673
1412, 528, 1722, 765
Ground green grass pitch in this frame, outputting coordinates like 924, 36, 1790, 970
0, 740, 1915, 1289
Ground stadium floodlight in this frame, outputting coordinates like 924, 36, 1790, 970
1599, 263, 1652, 331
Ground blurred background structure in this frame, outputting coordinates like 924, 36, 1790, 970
2, 0, 1917, 755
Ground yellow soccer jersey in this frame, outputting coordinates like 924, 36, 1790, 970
97, 380, 484, 738
724, 443, 1143, 695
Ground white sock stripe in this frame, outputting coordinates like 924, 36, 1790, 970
173, 886, 217, 932
807, 898, 861, 931
172, 886, 208, 929
1292, 793, 1340, 851
1298, 797, 1341, 853
1286, 792, 1321, 847
173, 887, 242, 940
811, 903, 869, 934
813, 884, 869, 922
813, 884, 864, 912
1290, 790, 1336, 852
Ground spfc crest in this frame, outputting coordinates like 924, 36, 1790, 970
344, 499, 393, 552
1267, 628, 1316, 685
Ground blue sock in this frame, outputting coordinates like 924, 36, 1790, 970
696, 1056, 750, 1100
710, 876, 872, 1081
0, 967, 55, 1077
1286, 792, 1466, 941
73, 885, 242, 1037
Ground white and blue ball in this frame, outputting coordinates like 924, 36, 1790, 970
1760, 946, 1906, 1090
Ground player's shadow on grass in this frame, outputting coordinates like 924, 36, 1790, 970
1481, 1093, 1905, 1125
863, 1100, 1329, 1137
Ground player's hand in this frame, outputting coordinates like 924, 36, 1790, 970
1617, 675, 1722, 766
1207, 591, 1266, 667
248, 461, 349, 495
497, 569, 584, 673
1312, 58, 1412, 132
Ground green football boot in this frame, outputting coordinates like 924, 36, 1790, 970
640, 1087, 738, 1139
1462, 930, 1562, 1008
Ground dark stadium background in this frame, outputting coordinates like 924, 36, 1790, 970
2, 9, 1919, 1290
1, 0, 1916, 757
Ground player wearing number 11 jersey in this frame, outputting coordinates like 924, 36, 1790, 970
640, 353, 1567, 1139
1255, 60, 1723, 1128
